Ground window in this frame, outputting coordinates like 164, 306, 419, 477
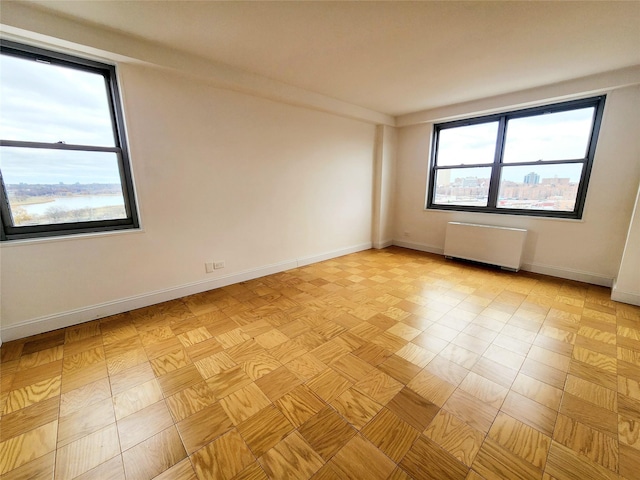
427, 96, 606, 219
0, 40, 139, 241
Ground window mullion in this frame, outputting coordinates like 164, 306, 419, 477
114, 150, 134, 220
498, 158, 588, 168
0, 172, 13, 237
0, 140, 121, 153
487, 116, 507, 208
434, 163, 496, 170
573, 97, 607, 216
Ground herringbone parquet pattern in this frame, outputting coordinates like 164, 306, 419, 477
1, 247, 639, 479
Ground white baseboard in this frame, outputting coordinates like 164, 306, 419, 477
521, 262, 613, 287
373, 239, 393, 249
1, 242, 372, 342
611, 280, 640, 306
393, 239, 614, 287
297, 242, 371, 267
392, 239, 444, 255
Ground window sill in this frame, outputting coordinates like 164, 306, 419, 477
422, 207, 586, 223
0, 227, 145, 247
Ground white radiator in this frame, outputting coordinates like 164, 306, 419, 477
444, 222, 527, 271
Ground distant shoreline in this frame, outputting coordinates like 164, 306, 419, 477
13, 197, 55, 206
13, 193, 120, 207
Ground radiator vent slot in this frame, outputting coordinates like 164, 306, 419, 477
444, 222, 527, 271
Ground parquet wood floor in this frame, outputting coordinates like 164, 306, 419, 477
1, 246, 639, 479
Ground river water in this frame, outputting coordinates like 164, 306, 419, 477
18, 195, 125, 215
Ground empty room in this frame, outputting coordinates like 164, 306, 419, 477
1, 1, 639, 479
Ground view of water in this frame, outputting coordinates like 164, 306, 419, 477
18, 195, 124, 215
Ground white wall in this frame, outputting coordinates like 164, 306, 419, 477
613, 183, 640, 305
0, 63, 376, 340
372, 125, 397, 248
394, 85, 640, 286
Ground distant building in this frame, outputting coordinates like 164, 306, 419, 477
524, 172, 540, 184
438, 169, 451, 187
541, 176, 570, 186
462, 177, 479, 187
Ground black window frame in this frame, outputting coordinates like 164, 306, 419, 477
0, 40, 139, 241
426, 96, 606, 219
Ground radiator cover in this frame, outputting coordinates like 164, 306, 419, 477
444, 222, 527, 271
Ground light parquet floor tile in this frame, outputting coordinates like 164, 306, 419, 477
0, 420, 58, 475
112, 378, 163, 420
192, 429, 255, 480
362, 407, 420, 463
275, 384, 326, 428
176, 401, 234, 454
2, 375, 62, 415
57, 396, 115, 448
619, 442, 640, 480
502, 390, 557, 437
116, 399, 174, 451
444, 388, 500, 435
329, 434, 396, 480
511, 373, 563, 411
558, 393, 618, 437
259, 431, 324, 480
1, 451, 57, 480
74, 455, 125, 480
458, 371, 509, 409
59, 377, 111, 417
552, 413, 618, 472
337, 387, 384, 422
121, 426, 186, 480
219, 382, 272, 425
54, 423, 120, 480
400, 435, 468, 480
406, 369, 457, 408
545, 440, 619, 480
387, 386, 441, 431
472, 436, 543, 480
489, 412, 551, 470
298, 406, 357, 461
0, 396, 59, 443
165, 381, 218, 422
1, 247, 639, 479
424, 409, 484, 467
238, 404, 295, 457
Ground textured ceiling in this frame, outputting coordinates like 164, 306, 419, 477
18, 1, 640, 116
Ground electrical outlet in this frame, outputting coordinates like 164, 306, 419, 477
205, 262, 214, 273
214, 261, 225, 270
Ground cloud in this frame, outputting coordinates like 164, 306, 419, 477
503, 108, 593, 162
435, 107, 593, 182
1, 147, 122, 184
1, 52, 120, 184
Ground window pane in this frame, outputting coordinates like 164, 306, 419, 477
437, 122, 498, 166
1, 147, 126, 226
432, 167, 491, 207
503, 108, 594, 163
0, 54, 115, 146
497, 164, 584, 211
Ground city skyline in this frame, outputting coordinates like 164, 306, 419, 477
437, 162, 584, 186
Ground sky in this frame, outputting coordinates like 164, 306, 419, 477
0, 52, 121, 184
437, 107, 594, 183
